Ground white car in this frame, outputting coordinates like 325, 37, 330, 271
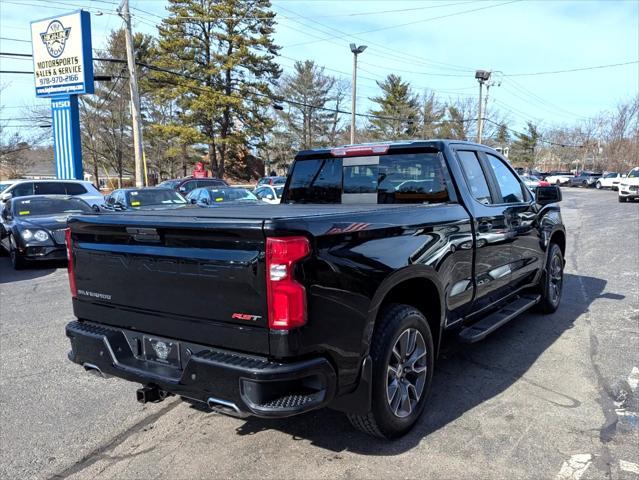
545, 172, 573, 185
0, 179, 18, 193
618, 167, 639, 202
520, 174, 543, 189
0, 179, 104, 210
595, 172, 622, 190
253, 184, 284, 204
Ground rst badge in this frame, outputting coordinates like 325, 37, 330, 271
232, 313, 262, 322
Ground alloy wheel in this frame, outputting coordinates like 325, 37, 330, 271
549, 252, 563, 305
386, 328, 428, 418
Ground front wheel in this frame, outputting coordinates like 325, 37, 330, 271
347, 304, 434, 438
595, 181, 602, 189
9, 238, 26, 270
618, 195, 627, 203
536, 243, 564, 313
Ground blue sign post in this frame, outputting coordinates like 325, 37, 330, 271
31, 10, 94, 180
51, 96, 83, 179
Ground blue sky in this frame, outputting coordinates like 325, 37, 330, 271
1, 0, 638, 139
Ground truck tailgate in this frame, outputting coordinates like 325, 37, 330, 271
68, 214, 270, 354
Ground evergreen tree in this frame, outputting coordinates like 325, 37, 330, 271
368, 74, 420, 140
511, 121, 540, 165
155, 0, 281, 178
276, 60, 343, 150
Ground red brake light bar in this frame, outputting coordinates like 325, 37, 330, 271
330, 145, 390, 157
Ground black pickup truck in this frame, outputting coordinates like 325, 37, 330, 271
65, 140, 565, 438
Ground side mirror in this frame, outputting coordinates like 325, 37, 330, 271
179, 186, 187, 193
114, 202, 126, 210
622, 174, 628, 178
92, 205, 101, 213
535, 185, 562, 205
190, 198, 197, 204
0, 192, 12, 203
201, 198, 209, 205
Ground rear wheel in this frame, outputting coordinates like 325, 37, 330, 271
536, 243, 563, 313
347, 304, 434, 438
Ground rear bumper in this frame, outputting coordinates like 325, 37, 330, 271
65, 320, 336, 418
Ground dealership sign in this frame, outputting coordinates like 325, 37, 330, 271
31, 10, 94, 97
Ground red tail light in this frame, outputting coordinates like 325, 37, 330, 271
331, 145, 389, 157
65, 228, 77, 298
266, 236, 310, 330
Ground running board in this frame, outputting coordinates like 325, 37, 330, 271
458, 294, 541, 343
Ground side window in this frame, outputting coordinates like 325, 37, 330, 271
485, 154, 525, 203
11, 182, 34, 197
35, 182, 67, 195
65, 183, 88, 195
254, 187, 266, 199
457, 151, 492, 205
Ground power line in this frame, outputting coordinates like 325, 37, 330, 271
504, 61, 639, 77
284, 0, 520, 49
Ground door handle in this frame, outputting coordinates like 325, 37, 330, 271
478, 221, 492, 232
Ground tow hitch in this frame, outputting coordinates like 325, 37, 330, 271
136, 385, 171, 404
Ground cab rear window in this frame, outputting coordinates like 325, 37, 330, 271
285, 151, 452, 204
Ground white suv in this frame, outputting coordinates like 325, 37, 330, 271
0, 179, 104, 209
618, 167, 639, 202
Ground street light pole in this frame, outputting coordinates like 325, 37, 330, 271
350, 43, 367, 145
475, 69, 491, 144
119, 0, 146, 187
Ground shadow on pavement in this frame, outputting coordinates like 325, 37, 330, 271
234, 273, 622, 454
0, 256, 63, 284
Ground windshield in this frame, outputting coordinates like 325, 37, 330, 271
126, 189, 186, 207
628, 168, 639, 178
0, 182, 13, 192
206, 188, 257, 202
14, 197, 92, 216
158, 180, 180, 189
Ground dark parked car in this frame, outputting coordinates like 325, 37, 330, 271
64, 140, 565, 438
1, 195, 92, 269
156, 179, 182, 190
185, 187, 259, 206
172, 178, 228, 196
569, 171, 602, 187
102, 188, 187, 212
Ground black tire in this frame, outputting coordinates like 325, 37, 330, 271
536, 243, 563, 314
347, 304, 434, 439
9, 238, 26, 270
618, 195, 627, 203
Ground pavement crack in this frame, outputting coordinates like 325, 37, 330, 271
48, 399, 180, 479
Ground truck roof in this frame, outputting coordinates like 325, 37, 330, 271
295, 139, 485, 158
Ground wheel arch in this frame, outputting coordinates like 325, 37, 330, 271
549, 229, 566, 258
365, 267, 445, 359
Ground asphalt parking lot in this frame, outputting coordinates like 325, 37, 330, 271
1, 188, 638, 480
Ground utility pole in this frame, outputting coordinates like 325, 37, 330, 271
475, 70, 491, 144
119, 0, 145, 187
350, 43, 367, 145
